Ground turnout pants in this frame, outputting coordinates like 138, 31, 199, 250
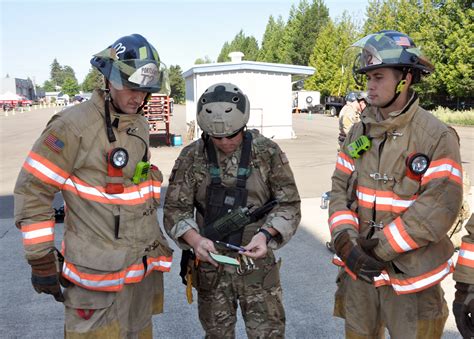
64, 271, 164, 339
195, 255, 285, 339
334, 271, 448, 339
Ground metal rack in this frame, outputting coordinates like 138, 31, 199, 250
144, 94, 171, 146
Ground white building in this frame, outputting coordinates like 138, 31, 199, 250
1, 76, 36, 99
182, 53, 315, 140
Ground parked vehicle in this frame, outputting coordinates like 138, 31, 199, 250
20, 96, 33, 106
56, 94, 70, 105
292, 90, 324, 113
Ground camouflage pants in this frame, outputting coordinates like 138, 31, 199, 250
195, 256, 285, 339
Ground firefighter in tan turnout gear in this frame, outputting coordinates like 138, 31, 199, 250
329, 30, 463, 338
453, 213, 474, 338
163, 83, 301, 338
14, 34, 173, 338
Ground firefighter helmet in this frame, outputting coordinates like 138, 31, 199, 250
356, 91, 368, 102
352, 30, 434, 83
91, 34, 166, 92
197, 83, 250, 137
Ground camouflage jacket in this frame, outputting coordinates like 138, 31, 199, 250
329, 93, 463, 294
14, 89, 172, 292
163, 129, 301, 250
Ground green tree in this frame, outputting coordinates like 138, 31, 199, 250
168, 65, 185, 104
364, 0, 398, 34
279, 3, 305, 64
306, 13, 360, 96
217, 42, 231, 63
258, 15, 286, 62
82, 68, 104, 92
293, 0, 330, 65
62, 76, 80, 97
363, 0, 473, 106
42, 80, 55, 92
421, 0, 473, 101
194, 56, 213, 64
217, 30, 260, 62
63, 66, 77, 82
50, 58, 63, 87
278, 0, 330, 66
48, 59, 79, 90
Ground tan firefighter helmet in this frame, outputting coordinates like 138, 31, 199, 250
197, 83, 250, 137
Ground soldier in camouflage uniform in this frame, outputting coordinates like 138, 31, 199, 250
163, 83, 301, 338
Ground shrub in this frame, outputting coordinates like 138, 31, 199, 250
430, 107, 474, 126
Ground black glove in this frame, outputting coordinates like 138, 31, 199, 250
27, 251, 69, 302
453, 282, 474, 339
334, 231, 385, 284
357, 237, 384, 261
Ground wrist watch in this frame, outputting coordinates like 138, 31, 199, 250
257, 228, 273, 244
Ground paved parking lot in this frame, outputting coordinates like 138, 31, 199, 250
0, 105, 471, 338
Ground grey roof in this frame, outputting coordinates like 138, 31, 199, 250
182, 61, 315, 78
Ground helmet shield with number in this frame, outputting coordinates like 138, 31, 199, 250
91, 34, 167, 93
197, 83, 250, 137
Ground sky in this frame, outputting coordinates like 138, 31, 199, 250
1, 0, 368, 86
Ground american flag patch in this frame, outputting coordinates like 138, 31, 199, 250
394, 36, 411, 47
44, 134, 64, 153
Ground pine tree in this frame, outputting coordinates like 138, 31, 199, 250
82, 68, 104, 92
258, 15, 286, 63
306, 13, 360, 96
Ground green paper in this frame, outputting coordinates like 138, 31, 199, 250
209, 252, 240, 266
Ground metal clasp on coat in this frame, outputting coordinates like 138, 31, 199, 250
369, 172, 393, 183
367, 220, 384, 230
236, 255, 256, 276
366, 220, 384, 239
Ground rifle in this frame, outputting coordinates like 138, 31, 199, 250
202, 199, 279, 241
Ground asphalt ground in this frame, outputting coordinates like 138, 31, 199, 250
1, 104, 472, 338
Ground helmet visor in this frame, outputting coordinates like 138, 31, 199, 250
108, 59, 167, 92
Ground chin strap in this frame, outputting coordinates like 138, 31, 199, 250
381, 68, 409, 109
104, 89, 116, 143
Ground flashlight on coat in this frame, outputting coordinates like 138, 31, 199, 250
106, 147, 128, 194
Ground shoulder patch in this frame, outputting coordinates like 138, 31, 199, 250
44, 133, 64, 153
279, 152, 289, 164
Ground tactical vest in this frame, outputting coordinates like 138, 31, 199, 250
201, 131, 252, 245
